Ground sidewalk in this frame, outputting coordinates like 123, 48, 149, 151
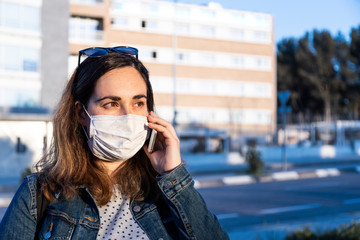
184, 151, 360, 188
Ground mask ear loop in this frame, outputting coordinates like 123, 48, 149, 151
81, 105, 91, 141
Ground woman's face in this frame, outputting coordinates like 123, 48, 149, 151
86, 66, 148, 117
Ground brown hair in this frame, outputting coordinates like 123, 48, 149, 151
36, 52, 159, 206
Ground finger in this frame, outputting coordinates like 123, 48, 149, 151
148, 112, 177, 137
148, 122, 175, 141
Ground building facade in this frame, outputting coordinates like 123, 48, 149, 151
0, 0, 68, 113
0, 0, 42, 109
69, 0, 276, 146
69, 0, 276, 148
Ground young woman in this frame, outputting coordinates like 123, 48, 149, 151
0, 46, 229, 240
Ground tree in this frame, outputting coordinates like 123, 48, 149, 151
277, 38, 301, 111
277, 37, 321, 122
294, 31, 345, 122
348, 26, 360, 119
334, 32, 358, 119
277, 25, 360, 123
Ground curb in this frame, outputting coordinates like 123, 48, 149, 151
193, 165, 360, 189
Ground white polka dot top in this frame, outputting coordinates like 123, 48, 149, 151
96, 186, 149, 240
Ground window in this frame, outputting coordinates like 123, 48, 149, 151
112, 0, 123, 9
141, 50, 158, 60
1, 2, 40, 31
201, 9, 216, 19
4, 2, 20, 28
4, 45, 20, 71
23, 5, 40, 31
175, 23, 189, 34
230, 28, 245, 40
255, 15, 270, 25
69, 16, 103, 41
145, 3, 158, 13
175, 7, 190, 17
232, 56, 244, 67
141, 20, 157, 30
177, 53, 189, 62
231, 12, 245, 22
201, 54, 215, 65
112, 18, 128, 27
0, 45, 39, 72
200, 26, 215, 37
0, 87, 40, 107
152, 51, 157, 59
255, 57, 270, 70
254, 31, 269, 42
23, 48, 39, 72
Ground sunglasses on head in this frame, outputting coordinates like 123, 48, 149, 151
78, 46, 138, 66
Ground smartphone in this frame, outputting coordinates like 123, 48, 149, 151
147, 129, 157, 153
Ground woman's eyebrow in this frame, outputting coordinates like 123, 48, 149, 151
133, 94, 147, 99
95, 96, 121, 102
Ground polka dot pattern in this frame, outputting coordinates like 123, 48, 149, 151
96, 187, 149, 240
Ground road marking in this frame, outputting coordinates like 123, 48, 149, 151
259, 203, 321, 215
216, 213, 240, 220
222, 175, 255, 185
272, 171, 299, 181
315, 168, 340, 177
344, 198, 360, 205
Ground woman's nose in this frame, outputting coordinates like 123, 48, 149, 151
120, 105, 132, 115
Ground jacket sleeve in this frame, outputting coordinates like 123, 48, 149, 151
0, 174, 37, 240
157, 164, 230, 240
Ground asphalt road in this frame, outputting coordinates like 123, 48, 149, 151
1, 171, 360, 239
198, 172, 360, 239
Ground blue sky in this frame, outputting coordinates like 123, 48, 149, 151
161, 0, 360, 43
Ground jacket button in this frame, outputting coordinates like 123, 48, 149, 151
133, 205, 141, 213
164, 181, 172, 188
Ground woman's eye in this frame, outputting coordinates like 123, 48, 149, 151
104, 102, 118, 108
134, 101, 145, 107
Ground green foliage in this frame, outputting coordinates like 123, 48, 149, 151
285, 223, 360, 240
277, 25, 360, 122
245, 141, 264, 174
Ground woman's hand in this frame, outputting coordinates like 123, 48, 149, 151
143, 111, 182, 174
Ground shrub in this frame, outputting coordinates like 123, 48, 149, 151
245, 141, 264, 174
286, 223, 360, 240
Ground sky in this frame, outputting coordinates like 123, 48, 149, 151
161, 0, 360, 43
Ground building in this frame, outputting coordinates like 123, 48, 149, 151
69, 0, 276, 149
0, 0, 42, 109
0, 0, 276, 154
0, 0, 67, 179
0, 0, 68, 112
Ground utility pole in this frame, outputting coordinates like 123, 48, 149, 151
278, 91, 291, 171
172, 0, 178, 130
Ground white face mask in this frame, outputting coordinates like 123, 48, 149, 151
82, 106, 149, 162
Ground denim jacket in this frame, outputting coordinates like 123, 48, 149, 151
0, 164, 229, 240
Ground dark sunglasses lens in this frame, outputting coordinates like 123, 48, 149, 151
113, 47, 138, 56
83, 48, 108, 57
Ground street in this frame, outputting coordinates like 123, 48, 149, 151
198, 171, 360, 239
1, 170, 360, 240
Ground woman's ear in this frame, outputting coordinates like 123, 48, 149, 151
75, 101, 87, 126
